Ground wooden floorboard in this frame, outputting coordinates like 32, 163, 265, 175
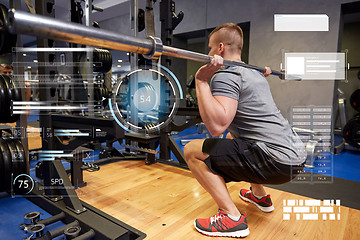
76, 161, 360, 240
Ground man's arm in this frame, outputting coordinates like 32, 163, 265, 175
195, 55, 238, 137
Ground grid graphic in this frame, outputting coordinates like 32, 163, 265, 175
291, 106, 333, 183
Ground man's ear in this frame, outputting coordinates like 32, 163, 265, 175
219, 42, 225, 54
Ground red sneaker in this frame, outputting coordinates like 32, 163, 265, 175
194, 209, 249, 238
239, 188, 274, 212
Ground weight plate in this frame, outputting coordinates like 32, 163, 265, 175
0, 138, 12, 192
100, 50, 106, 72
7, 75, 22, 102
0, 139, 5, 192
105, 50, 112, 72
14, 139, 26, 176
0, 4, 17, 55
4, 138, 20, 183
343, 115, 360, 148
0, 75, 13, 123
0, 75, 8, 123
350, 89, 360, 112
96, 49, 102, 72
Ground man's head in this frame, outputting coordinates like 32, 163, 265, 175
0, 64, 13, 75
208, 23, 243, 60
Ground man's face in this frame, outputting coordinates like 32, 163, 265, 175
0, 67, 12, 75
208, 34, 221, 57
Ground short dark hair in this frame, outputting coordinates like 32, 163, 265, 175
209, 23, 243, 52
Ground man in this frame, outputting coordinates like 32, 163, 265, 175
183, 23, 306, 238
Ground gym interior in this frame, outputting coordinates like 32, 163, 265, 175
0, 0, 359, 239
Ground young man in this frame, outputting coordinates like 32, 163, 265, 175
183, 23, 306, 238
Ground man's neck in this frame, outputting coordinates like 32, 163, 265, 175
223, 54, 242, 62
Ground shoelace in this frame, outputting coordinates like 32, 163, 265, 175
210, 212, 225, 224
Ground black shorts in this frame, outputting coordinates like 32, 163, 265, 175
202, 138, 304, 184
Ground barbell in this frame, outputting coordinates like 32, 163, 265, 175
6, 9, 292, 80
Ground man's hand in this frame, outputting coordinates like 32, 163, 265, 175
263, 66, 272, 77
195, 55, 223, 82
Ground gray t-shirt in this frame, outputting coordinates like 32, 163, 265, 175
210, 66, 306, 165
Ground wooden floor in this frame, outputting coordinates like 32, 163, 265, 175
76, 161, 360, 240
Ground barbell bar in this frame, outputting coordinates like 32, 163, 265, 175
7, 9, 295, 80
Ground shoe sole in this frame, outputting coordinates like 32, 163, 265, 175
194, 222, 250, 238
239, 193, 275, 213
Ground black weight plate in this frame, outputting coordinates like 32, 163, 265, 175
0, 4, 17, 55
107, 51, 112, 72
0, 139, 5, 192
99, 50, 105, 72
343, 115, 360, 148
0, 75, 10, 123
103, 50, 111, 73
13, 139, 26, 176
0, 138, 11, 192
5, 75, 21, 122
4, 138, 20, 183
350, 89, 360, 112
7, 75, 22, 102
104, 50, 111, 73
0, 75, 12, 123
94, 49, 101, 72
0, 75, 9, 123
